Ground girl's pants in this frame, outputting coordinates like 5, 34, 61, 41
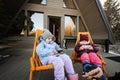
80, 52, 102, 66
48, 54, 75, 80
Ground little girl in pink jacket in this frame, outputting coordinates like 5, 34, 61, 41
75, 34, 106, 80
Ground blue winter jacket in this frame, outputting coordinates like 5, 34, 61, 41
36, 39, 62, 64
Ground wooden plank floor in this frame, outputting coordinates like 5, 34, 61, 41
0, 36, 33, 80
0, 36, 83, 80
0, 36, 120, 80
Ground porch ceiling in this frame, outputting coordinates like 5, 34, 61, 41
75, 0, 115, 44
76, 0, 108, 39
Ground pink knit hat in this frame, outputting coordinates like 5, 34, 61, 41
80, 34, 88, 41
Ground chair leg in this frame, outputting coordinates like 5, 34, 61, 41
29, 71, 33, 80
103, 65, 109, 79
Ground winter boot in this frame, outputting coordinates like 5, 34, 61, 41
67, 73, 78, 80
83, 61, 92, 72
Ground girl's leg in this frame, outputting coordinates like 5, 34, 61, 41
48, 56, 65, 80
80, 53, 91, 72
59, 54, 78, 80
59, 54, 75, 74
89, 53, 106, 79
80, 53, 90, 63
89, 52, 102, 66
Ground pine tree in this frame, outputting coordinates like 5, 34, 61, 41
104, 0, 120, 41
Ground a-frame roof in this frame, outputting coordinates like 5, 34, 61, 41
64, 0, 115, 44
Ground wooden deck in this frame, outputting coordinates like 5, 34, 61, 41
0, 36, 120, 80
0, 36, 83, 80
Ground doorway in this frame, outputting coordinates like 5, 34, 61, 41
48, 16, 61, 44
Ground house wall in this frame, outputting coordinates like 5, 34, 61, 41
21, 0, 114, 47
22, 0, 82, 47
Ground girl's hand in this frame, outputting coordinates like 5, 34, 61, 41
79, 46, 84, 50
88, 46, 93, 50
53, 50, 58, 54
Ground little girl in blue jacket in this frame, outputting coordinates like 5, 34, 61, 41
36, 29, 78, 80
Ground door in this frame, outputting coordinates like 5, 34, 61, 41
48, 16, 61, 44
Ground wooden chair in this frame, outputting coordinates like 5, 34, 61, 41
72, 32, 108, 78
29, 29, 54, 80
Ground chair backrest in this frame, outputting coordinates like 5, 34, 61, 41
75, 32, 93, 45
32, 29, 43, 66
73, 32, 108, 77
75, 32, 106, 65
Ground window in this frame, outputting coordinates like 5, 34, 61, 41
79, 17, 86, 31
28, 0, 47, 5
31, 12, 44, 31
41, 0, 46, 5
63, 2, 66, 8
63, 0, 77, 9
64, 16, 76, 36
